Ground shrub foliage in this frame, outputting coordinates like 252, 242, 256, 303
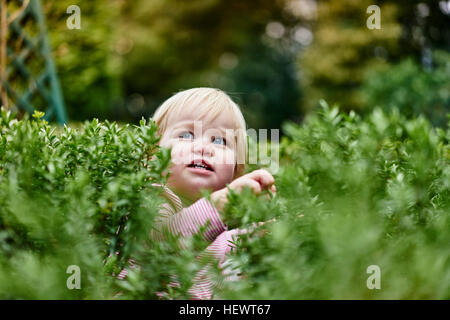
221, 102, 450, 299
0, 105, 449, 299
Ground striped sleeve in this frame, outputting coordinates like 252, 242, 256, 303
188, 229, 245, 300
151, 198, 227, 242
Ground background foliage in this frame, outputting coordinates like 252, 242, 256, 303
300, 0, 449, 117
45, 0, 123, 121
361, 50, 450, 127
40, 0, 450, 130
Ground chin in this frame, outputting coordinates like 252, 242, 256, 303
190, 182, 215, 193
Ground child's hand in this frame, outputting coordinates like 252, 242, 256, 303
211, 169, 276, 213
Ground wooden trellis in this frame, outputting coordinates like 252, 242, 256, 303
0, 0, 67, 124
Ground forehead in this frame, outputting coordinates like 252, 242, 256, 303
166, 103, 238, 131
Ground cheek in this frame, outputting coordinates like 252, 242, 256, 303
216, 150, 236, 180
168, 142, 192, 166
225, 164, 236, 180
214, 148, 235, 165
215, 163, 235, 186
167, 149, 185, 181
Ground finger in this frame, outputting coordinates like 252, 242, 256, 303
270, 184, 277, 196
261, 170, 275, 188
256, 218, 276, 227
244, 178, 262, 194
249, 169, 275, 189
250, 169, 274, 187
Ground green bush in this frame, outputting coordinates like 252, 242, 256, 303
0, 109, 209, 299
0, 104, 449, 299
361, 51, 450, 128
220, 102, 450, 299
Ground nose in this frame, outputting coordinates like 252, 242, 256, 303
192, 136, 214, 157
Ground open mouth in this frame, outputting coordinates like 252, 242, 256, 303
187, 159, 214, 171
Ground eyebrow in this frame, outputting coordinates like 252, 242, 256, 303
171, 121, 233, 135
169, 122, 194, 133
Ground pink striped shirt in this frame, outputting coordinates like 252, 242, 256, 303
117, 184, 242, 299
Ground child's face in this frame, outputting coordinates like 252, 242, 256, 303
159, 109, 237, 201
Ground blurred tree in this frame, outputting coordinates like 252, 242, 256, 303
361, 50, 450, 128
300, 0, 450, 115
300, 0, 402, 113
45, 0, 124, 121
221, 41, 302, 132
118, 0, 304, 130
34, 0, 450, 126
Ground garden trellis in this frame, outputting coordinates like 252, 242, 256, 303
0, 0, 67, 124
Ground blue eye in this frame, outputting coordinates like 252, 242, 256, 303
179, 131, 194, 139
213, 137, 226, 145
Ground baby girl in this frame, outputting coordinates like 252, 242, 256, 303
149, 87, 276, 299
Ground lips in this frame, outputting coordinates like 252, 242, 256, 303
187, 159, 214, 172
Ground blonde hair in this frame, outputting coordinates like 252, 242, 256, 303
152, 88, 247, 178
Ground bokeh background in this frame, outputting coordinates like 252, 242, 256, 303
44, 0, 449, 130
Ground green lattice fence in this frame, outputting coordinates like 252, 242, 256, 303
0, 0, 67, 124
